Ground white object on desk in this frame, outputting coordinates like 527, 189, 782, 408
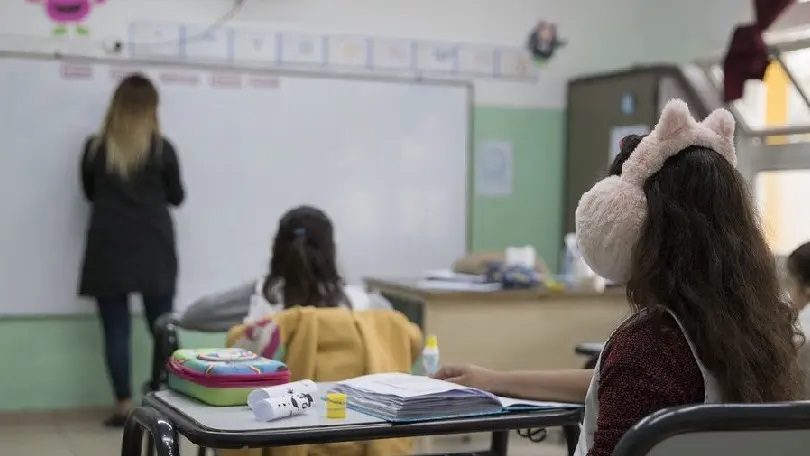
252, 392, 316, 421
248, 379, 318, 409
416, 280, 502, 292
505, 246, 536, 268
423, 269, 487, 283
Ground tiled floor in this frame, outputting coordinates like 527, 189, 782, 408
0, 412, 567, 456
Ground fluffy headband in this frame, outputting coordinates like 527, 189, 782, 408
574, 99, 737, 283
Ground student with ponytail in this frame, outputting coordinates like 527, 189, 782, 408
259, 205, 351, 312
180, 206, 392, 331
224, 206, 422, 456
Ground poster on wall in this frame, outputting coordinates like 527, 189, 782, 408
475, 141, 514, 197
526, 20, 566, 65
609, 125, 650, 160
29, 0, 106, 36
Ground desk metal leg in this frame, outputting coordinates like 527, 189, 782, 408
563, 425, 580, 456
489, 431, 509, 456
121, 407, 179, 456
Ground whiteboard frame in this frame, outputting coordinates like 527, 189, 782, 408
0, 50, 474, 320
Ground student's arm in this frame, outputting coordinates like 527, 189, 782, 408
435, 365, 592, 403
80, 137, 95, 201
161, 138, 185, 206
487, 369, 592, 403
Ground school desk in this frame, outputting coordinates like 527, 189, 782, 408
363, 278, 629, 371
125, 389, 584, 456
575, 342, 605, 368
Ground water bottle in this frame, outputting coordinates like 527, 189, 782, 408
422, 335, 440, 376
562, 233, 578, 285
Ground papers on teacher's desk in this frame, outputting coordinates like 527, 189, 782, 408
330, 373, 580, 422
418, 269, 502, 292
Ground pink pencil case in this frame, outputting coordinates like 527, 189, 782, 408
167, 348, 291, 406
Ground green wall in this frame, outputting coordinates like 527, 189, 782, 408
0, 105, 564, 411
471, 106, 564, 267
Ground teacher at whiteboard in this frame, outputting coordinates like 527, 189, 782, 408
78, 74, 185, 427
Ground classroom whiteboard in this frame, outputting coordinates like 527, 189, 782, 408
0, 55, 470, 316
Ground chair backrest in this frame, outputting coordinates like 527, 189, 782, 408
613, 402, 810, 456
799, 340, 810, 399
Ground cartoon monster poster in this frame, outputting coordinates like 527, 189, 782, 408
526, 20, 566, 65
28, 0, 106, 36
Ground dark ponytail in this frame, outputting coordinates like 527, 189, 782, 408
265, 206, 348, 309
609, 134, 645, 176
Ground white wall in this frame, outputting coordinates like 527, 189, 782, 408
636, 0, 753, 64
0, 0, 648, 108
0, 0, 768, 108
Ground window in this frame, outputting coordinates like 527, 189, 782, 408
755, 170, 810, 255
709, 62, 810, 134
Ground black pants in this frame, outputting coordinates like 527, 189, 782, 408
96, 294, 174, 401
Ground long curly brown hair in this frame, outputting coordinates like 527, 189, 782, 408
611, 135, 804, 402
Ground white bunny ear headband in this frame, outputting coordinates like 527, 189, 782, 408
574, 98, 737, 283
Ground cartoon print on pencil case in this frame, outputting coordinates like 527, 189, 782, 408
289, 394, 315, 415
28, 0, 106, 36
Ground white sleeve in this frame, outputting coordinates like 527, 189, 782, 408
244, 278, 283, 323
343, 284, 392, 311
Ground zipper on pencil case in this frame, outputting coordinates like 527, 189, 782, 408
168, 361, 291, 385
169, 367, 291, 388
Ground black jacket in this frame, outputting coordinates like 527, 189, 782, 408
78, 137, 185, 297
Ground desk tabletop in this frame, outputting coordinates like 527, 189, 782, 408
152, 390, 386, 431
575, 342, 606, 356
364, 277, 626, 302
144, 389, 582, 449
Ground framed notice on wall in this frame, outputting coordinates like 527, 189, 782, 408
609, 125, 649, 160
475, 141, 513, 197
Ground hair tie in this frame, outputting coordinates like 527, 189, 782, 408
293, 228, 306, 237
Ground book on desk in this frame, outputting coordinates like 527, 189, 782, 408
330, 373, 580, 423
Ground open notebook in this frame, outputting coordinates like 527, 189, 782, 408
330, 373, 581, 423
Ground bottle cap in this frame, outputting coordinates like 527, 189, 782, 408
326, 392, 347, 419
425, 335, 438, 349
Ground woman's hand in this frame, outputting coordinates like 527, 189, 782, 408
432, 364, 498, 392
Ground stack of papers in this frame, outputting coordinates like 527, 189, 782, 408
419, 269, 501, 292
330, 373, 579, 422
423, 269, 489, 283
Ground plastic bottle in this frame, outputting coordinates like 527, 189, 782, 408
422, 335, 440, 376
562, 233, 578, 285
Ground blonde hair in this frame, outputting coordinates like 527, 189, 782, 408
93, 74, 160, 178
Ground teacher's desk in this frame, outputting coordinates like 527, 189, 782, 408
363, 278, 628, 371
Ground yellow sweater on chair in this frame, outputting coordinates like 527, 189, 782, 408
221, 307, 423, 456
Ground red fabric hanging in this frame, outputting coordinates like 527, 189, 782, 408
723, 0, 796, 102
755, 0, 794, 27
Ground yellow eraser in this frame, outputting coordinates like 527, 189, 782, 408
326, 392, 347, 419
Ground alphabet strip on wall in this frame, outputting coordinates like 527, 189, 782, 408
128, 21, 538, 82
